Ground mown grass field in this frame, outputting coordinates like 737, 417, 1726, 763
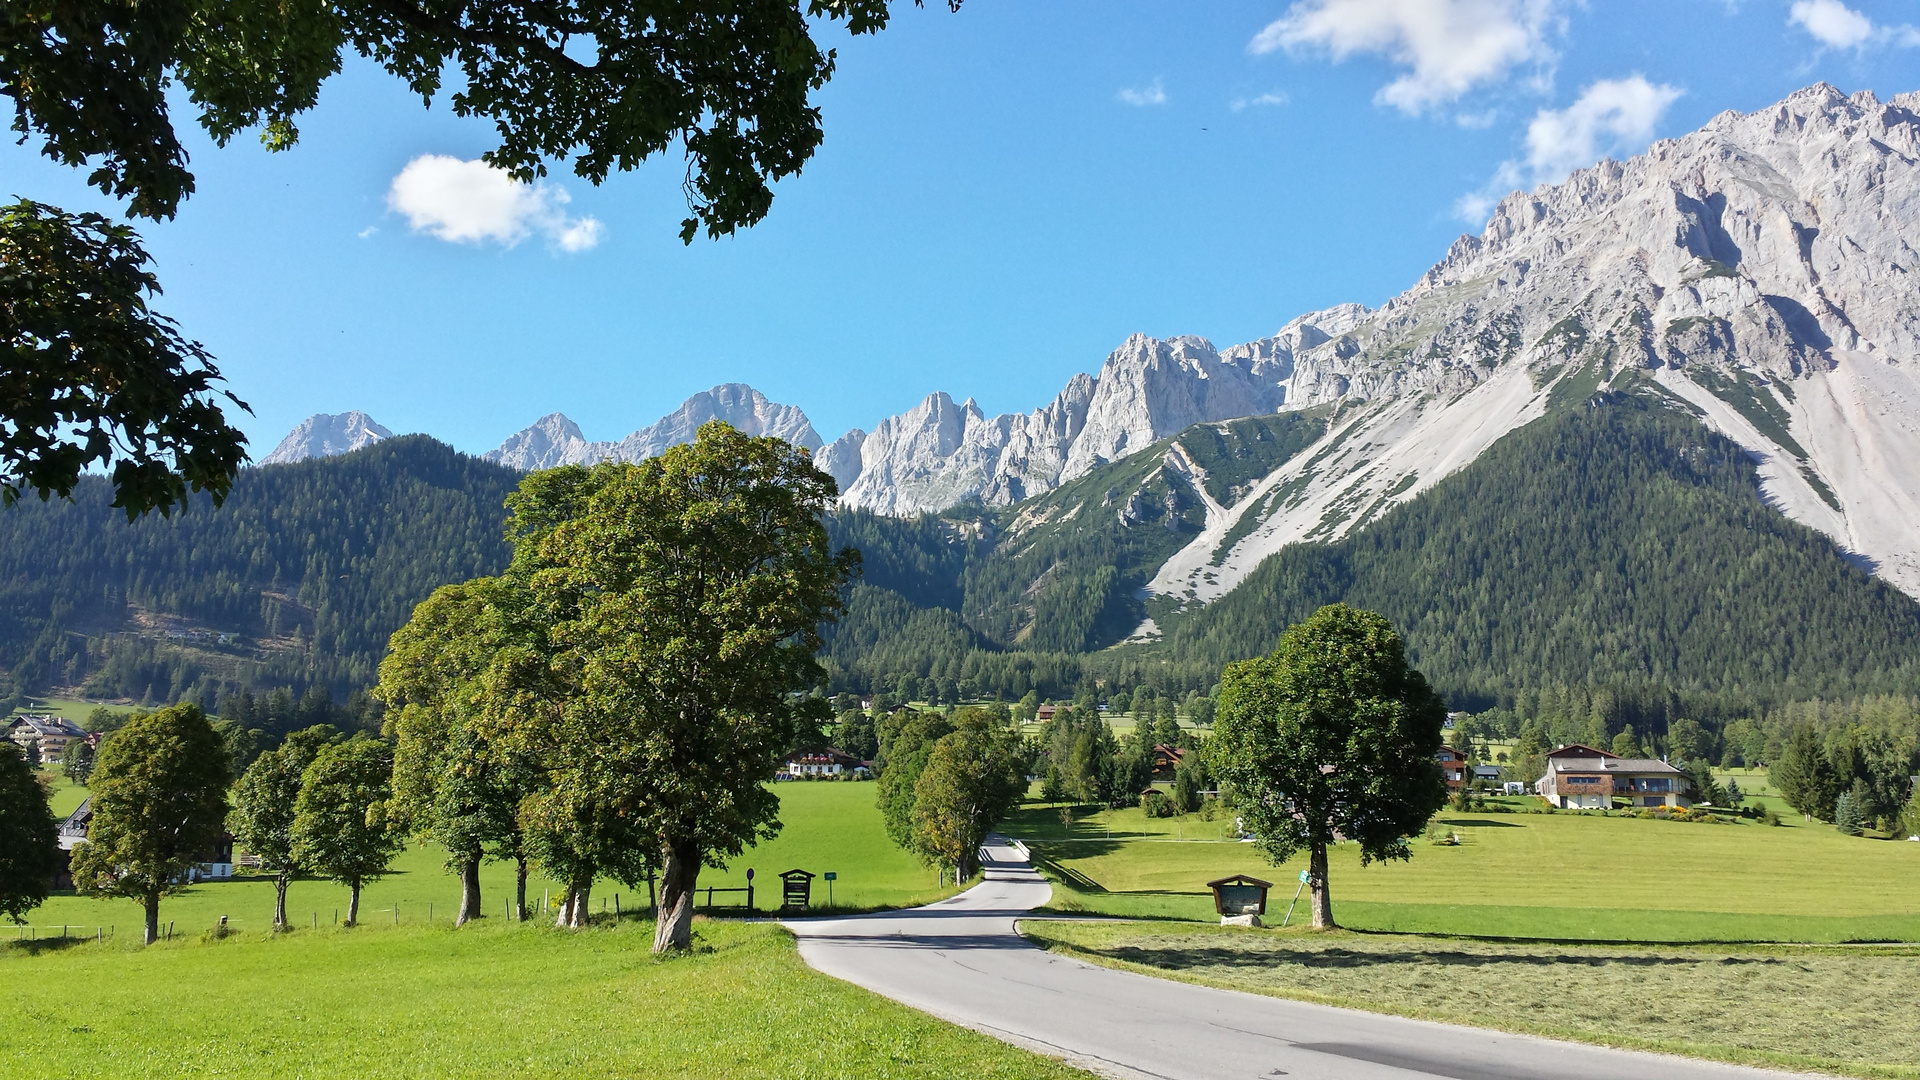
0, 917, 1097, 1080
1021, 921, 1920, 1079
1008, 798, 1920, 942
10, 695, 137, 724
19, 777, 947, 942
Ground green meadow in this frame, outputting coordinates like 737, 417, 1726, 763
1010, 798, 1920, 942
1, 918, 1095, 1080
19, 776, 948, 942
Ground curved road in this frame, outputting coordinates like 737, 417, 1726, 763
786, 837, 1820, 1080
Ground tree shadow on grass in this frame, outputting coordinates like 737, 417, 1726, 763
1434, 818, 1525, 828
1085, 941, 1794, 974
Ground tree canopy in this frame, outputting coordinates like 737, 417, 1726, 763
0, 200, 247, 518
290, 735, 402, 926
228, 725, 339, 930
68, 703, 233, 943
0, 743, 57, 923
1206, 604, 1446, 929
909, 716, 1024, 881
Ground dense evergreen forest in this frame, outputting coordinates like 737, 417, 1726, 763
0, 437, 518, 707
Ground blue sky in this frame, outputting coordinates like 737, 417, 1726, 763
6, 0, 1919, 455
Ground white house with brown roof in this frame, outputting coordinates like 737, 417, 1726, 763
1535, 744, 1691, 809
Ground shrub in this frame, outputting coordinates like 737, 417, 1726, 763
1140, 791, 1176, 818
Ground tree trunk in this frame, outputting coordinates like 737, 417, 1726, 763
456, 858, 482, 926
346, 880, 362, 927
653, 836, 700, 954
143, 893, 161, 946
555, 870, 592, 929
1309, 841, 1336, 929
273, 870, 292, 932
515, 856, 529, 922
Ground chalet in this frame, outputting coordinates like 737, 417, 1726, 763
1535, 745, 1691, 809
1472, 764, 1502, 783
1036, 705, 1059, 722
1435, 746, 1469, 789
7, 714, 88, 761
780, 747, 868, 779
55, 797, 234, 885
1150, 743, 1185, 781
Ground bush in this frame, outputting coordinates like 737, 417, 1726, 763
1140, 791, 1176, 818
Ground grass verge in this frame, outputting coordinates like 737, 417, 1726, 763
1010, 799, 1920, 942
1020, 920, 1920, 1079
1, 916, 1099, 1079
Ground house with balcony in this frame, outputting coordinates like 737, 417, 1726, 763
1436, 746, 1470, 790
1535, 744, 1691, 809
7, 714, 88, 762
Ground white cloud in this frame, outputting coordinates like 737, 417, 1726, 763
1787, 0, 1920, 49
357, 226, 378, 239
1789, 0, 1875, 47
1455, 75, 1682, 223
1118, 78, 1168, 106
1230, 90, 1292, 111
1250, 0, 1560, 113
387, 155, 604, 252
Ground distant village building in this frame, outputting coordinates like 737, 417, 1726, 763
1535, 744, 1691, 809
7, 714, 88, 761
1036, 705, 1059, 722
1150, 744, 1185, 781
779, 747, 868, 779
53, 796, 235, 886
1435, 746, 1470, 790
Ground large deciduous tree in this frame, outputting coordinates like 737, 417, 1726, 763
875, 709, 954, 849
290, 736, 402, 926
0, 0, 947, 513
379, 578, 535, 926
909, 716, 1025, 883
526, 422, 855, 952
1206, 603, 1447, 930
68, 704, 233, 944
228, 726, 339, 931
0, 743, 57, 923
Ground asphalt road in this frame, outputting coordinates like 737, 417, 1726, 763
785, 837, 1821, 1080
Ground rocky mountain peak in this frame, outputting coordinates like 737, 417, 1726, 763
260, 412, 392, 465
483, 384, 821, 472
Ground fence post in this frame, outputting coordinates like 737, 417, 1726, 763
615, 894, 621, 918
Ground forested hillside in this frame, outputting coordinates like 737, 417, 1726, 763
0, 437, 518, 706
1167, 389, 1920, 712
819, 389, 1920, 724
4, 395, 1915, 733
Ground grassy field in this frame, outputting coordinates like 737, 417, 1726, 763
1022, 921, 1920, 1079
19, 778, 949, 941
0, 917, 1097, 1080
1008, 798, 1920, 942
10, 695, 137, 724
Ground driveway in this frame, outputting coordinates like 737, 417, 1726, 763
784, 837, 1819, 1080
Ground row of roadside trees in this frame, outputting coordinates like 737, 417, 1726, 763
0, 425, 857, 953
